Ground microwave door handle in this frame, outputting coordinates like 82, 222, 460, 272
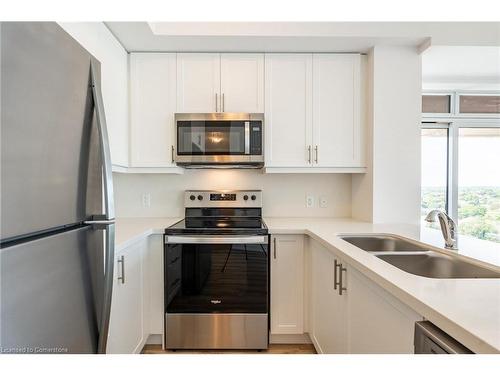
245, 122, 250, 154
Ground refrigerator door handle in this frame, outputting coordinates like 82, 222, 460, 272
90, 59, 115, 221
97, 222, 115, 354
90, 59, 115, 354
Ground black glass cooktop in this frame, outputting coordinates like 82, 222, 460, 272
165, 217, 268, 235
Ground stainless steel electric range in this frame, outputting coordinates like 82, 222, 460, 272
164, 190, 269, 350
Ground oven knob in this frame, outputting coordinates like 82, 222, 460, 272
197, 195, 203, 201
243, 195, 249, 201
189, 195, 196, 201
251, 195, 257, 201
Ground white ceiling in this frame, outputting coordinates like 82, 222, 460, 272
105, 22, 500, 53
422, 46, 500, 86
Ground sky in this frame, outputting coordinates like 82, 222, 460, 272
422, 134, 500, 187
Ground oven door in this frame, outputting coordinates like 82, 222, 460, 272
164, 235, 269, 314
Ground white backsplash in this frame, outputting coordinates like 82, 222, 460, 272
113, 170, 352, 218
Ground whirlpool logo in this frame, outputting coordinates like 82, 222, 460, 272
210, 300, 222, 304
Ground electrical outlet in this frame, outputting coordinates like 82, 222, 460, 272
142, 193, 151, 208
320, 197, 328, 208
306, 195, 314, 208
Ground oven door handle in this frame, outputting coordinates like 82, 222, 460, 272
165, 235, 268, 245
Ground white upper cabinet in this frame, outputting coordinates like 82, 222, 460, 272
177, 53, 264, 113
313, 54, 363, 167
220, 54, 264, 113
270, 235, 304, 335
177, 53, 221, 113
265, 54, 313, 167
264, 53, 366, 172
130, 53, 177, 168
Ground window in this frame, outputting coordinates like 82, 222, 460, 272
459, 95, 500, 114
422, 94, 452, 114
421, 92, 500, 246
421, 127, 448, 230
457, 128, 500, 242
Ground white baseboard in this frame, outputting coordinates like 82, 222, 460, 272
145, 334, 163, 345
269, 333, 312, 344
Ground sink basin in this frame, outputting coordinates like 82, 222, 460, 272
339, 233, 500, 279
340, 234, 431, 253
376, 253, 500, 279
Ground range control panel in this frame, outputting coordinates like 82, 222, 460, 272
185, 190, 262, 208
210, 193, 236, 201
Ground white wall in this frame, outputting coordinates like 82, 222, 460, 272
59, 22, 129, 167
113, 171, 352, 218
372, 46, 421, 225
352, 46, 422, 226
352, 51, 373, 222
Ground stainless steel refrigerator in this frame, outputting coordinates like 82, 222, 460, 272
1, 22, 115, 354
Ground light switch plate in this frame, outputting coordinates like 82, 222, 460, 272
306, 195, 314, 208
320, 197, 328, 208
142, 193, 151, 208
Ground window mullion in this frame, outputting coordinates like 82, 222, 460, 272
448, 123, 459, 223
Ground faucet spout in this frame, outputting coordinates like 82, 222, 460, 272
425, 210, 458, 250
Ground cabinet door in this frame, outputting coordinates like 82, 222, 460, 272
265, 54, 313, 167
176, 53, 220, 113
220, 54, 264, 113
145, 235, 164, 335
107, 240, 145, 354
130, 53, 176, 167
347, 267, 422, 353
270, 235, 304, 334
310, 240, 348, 354
312, 54, 363, 167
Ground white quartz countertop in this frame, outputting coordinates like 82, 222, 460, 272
115, 216, 500, 354
115, 217, 182, 251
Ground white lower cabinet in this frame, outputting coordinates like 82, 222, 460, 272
107, 235, 165, 353
270, 235, 305, 335
309, 239, 423, 354
346, 266, 422, 353
310, 239, 348, 353
107, 239, 147, 354
144, 235, 164, 336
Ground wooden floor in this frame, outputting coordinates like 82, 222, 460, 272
142, 344, 316, 354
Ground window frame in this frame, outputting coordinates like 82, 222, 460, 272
422, 91, 500, 226
421, 123, 450, 216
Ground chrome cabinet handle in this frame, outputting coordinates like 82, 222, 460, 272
222, 93, 225, 112
215, 93, 218, 112
314, 145, 318, 164
117, 255, 125, 284
339, 264, 347, 295
308, 145, 312, 164
334, 259, 339, 290
273, 237, 277, 259
171, 145, 175, 163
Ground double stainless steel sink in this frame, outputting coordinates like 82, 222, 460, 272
340, 234, 500, 279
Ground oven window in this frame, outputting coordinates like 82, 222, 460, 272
177, 121, 246, 155
165, 243, 268, 313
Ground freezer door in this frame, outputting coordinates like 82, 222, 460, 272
0, 226, 107, 354
1, 22, 101, 240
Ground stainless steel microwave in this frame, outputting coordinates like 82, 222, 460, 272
174, 113, 264, 168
